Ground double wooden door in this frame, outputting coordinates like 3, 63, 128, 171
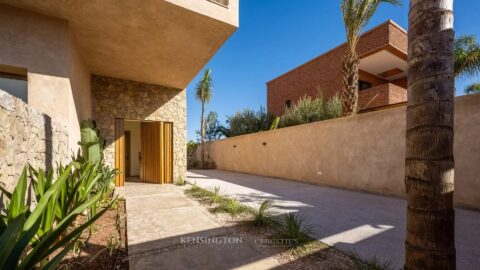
115, 119, 173, 186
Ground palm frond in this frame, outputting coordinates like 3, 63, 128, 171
341, 0, 401, 50
195, 69, 213, 103
465, 82, 480, 94
454, 35, 480, 78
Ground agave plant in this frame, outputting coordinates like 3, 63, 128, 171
0, 166, 114, 269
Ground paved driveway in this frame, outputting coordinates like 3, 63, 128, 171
116, 181, 281, 270
188, 170, 480, 269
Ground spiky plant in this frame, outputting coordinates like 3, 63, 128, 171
340, 0, 401, 115
348, 252, 393, 270
251, 200, 274, 226
0, 166, 114, 269
280, 213, 314, 247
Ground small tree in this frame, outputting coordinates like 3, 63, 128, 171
196, 111, 222, 141
195, 69, 213, 168
219, 106, 274, 137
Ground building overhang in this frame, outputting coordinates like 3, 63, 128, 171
0, 0, 239, 89
359, 46, 407, 82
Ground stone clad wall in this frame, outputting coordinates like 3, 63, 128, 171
91, 75, 187, 182
0, 89, 69, 191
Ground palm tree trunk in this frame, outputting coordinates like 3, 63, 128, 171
200, 101, 205, 169
341, 50, 360, 116
405, 0, 455, 269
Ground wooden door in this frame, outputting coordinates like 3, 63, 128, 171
162, 122, 173, 183
139, 121, 174, 184
125, 131, 131, 177
114, 118, 125, 187
140, 122, 162, 183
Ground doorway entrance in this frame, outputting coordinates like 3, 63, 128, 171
114, 118, 173, 186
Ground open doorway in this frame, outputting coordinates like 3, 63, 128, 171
114, 118, 173, 186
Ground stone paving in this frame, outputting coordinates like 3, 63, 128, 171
117, 181, 281, 270
188, 169, 480, 270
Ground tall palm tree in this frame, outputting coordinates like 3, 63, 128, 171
405, 0, 455, 269
453, 35, 480, 94
340, 0, 400, 116
195, 69, 213, 168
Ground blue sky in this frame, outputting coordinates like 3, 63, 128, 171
186, 0, 480, 141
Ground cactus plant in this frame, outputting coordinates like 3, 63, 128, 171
78, 120, 105, 163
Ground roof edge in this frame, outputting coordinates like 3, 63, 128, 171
266, 20, 407, 85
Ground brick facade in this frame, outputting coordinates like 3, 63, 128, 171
267, 20, 408, 116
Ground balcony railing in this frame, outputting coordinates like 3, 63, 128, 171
358, 83, 407, 111
208, 0, 229, 8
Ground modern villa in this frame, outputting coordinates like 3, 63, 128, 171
267, 20, 408, 116
0, 0, 238, 188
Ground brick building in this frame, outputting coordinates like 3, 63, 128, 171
267, 20, 408, 116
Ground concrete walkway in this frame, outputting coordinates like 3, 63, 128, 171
117, 181, 280, 270
188, 170, 480, 269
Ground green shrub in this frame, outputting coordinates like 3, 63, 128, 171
208, 186, 224, 205
251, 200, 274, 226
175, 176, 186, 186
185, 183, 210, 199
187, 140, 198, 156
0, 164, 115, 269
280, 93, 341, 128
279, 213, 314, 247
218, 198, 248, 217
219, 106, 275, 137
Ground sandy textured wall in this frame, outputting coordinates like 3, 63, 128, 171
194, 94, 480, 209
0, 5, 91, 151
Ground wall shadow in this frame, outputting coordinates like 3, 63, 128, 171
43, 114, 53, 171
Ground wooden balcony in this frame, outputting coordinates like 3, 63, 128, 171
358, 83, 407, 111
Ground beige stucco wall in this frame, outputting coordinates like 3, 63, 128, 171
92, 76, 187, 182
195, 93, 480, 210
0, 5, 91, 151
166, 0, 239, 27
